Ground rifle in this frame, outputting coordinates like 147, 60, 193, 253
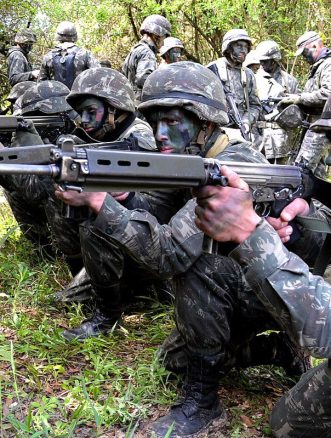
224, 91, 249, 141
260, 97, 282, 115
0, 115, 76, 145
0, 137, 324, 208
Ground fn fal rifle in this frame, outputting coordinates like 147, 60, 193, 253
0, 139, 327, 249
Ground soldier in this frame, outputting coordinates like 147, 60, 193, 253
46, 67, 168, 334
122, 14, 171, 103
159, 37, 184, 65
243, 49, 260, 73
6, 80, 35, 114
38, 21, 100, 89
3, 80, 77, 258
56, 62, 311, 436
207, 29, 261, 142
193, 137, 331, 437
279, 31, 331, 175
7, 30, 39, 86
255, 40, 301, 163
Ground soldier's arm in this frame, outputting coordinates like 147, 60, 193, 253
230, 219, 331, 358
38, 55, 50, 81
135, 51, 157, 88
8, 52, 34, 86
299, 61, 331, 107
242, 69, 261, 124
85, 50, 101, 69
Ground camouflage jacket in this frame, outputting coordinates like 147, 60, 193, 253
38, 42, 100, 87
256, 66, 300, 159
91, 140, 268, 277
300, 50, 331, 113
122, 39, 157, 103
207, 57, 261, 125
7, 47, 35, 86
231, 219, 331, 359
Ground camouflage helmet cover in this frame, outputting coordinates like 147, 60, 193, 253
20, 80, 72, 115
7, 81, 35, 103
56, 21, 78, 43
66, 67, 136, 113
221, 29, 252, 55
139, 15, 171, 37
160, 37, 184, 56
138, 61, 229, 125
256, 40, 282, 62
295, 31, 321, 56
14, 30, 36, 44
243, 50, 261, 68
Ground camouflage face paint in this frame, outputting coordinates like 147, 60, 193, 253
260, 59, 278, 74
76, 97, 106, 134
229, 41, 249, 65
302, 47, 317, 65
168, 48, 182, 63
149, 108, 200, 154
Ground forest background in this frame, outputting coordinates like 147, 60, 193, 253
0, 1, 330, 436
0, 0, 330, 110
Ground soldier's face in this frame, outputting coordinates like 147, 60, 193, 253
229, 41, 249, 64
76, 97, 106, 134
167, 48, 183, 63
302, 43, 318, 65
260, 59, 277, 74
20, 43, 33, 54
148, 108, 200, 154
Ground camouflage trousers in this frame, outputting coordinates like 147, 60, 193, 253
78, 219, 174, 315
295, 128, 329, 174
270, 360, 331, 437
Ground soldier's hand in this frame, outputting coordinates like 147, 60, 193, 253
280, 94, 301, 106
54, 186, 107, 213
109, 192, 130, 202
31, 69, 40, 79
194, 166, 261, 243
267, 198, 309, 243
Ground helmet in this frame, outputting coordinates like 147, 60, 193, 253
138, 61, 229, 125
7, 81, 35, 103
139, 15, 171, 37
295, 31, 320, 56
66, 67, 136, 113
221, 29, 252, 55
160, 37, 184, 56
243, 50, 260, 68
310, 94, 331, 133
20, 80, 72, 115
14, 30, 36, 44
256, 40, 282, 62
56, 21, 78, 43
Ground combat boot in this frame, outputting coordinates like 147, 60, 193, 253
62, 284, 122, 341
150, 353, 226, 437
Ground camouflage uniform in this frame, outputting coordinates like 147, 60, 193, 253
293, 32, 331, 174
39, 22, 100, 89
7, 30, 37, 86
81, 62, 309, 436
255, 40, 301, 163
4, 80, 75, 258
122, 15, 171, 103
231, 219, 331, 437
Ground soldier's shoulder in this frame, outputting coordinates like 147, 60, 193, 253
217, 141, 269, 163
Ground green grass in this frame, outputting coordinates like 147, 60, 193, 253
0, 200, 326, 437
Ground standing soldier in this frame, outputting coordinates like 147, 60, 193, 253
255, 40, 301, 163
38, 21, 100, 89
7, 30, 39, 86
207, 29, 261, 143
122, 14, 171, 104
159, 37, 184, 65
279, 31, 331, 174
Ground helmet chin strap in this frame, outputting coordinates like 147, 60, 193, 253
185, 122, 214, 155
92, 109, 128, 140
